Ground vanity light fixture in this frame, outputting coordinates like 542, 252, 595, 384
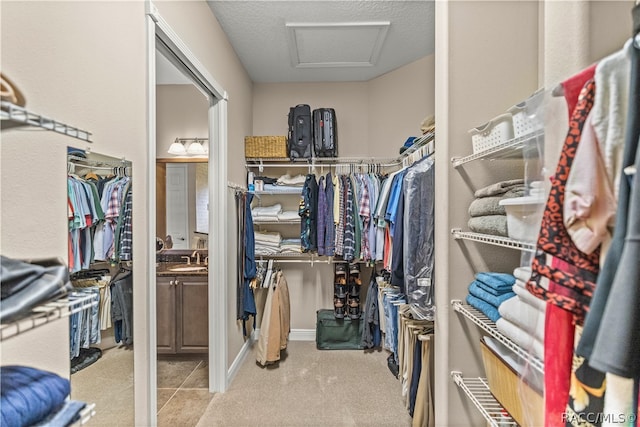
168, 138, 187, 155
187, 138, 206, 155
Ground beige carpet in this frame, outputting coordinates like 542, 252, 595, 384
196, 341, 412, 427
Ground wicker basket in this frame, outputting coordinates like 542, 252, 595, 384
244, 136, 288, 159
480, 337, 543, 426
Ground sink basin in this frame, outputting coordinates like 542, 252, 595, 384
168, 265, 208, 272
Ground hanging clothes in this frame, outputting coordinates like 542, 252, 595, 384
238, 192, 257, 337
256, 270, 291, 366
299, 174, 318, 253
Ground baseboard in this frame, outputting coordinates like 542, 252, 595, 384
251, 328, 316, 342
226, 331, 256, 385
289, 329, 316, 341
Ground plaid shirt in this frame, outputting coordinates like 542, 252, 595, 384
358, 175, 371, 261
334, 175, 345, 256
316, 176, 327, 256
342, 176, 355, 261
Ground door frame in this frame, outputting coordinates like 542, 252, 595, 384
145, 3, 229, 424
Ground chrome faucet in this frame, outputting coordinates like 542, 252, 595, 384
191, 251, 201, 265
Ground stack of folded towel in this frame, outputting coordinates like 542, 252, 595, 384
280, 238, 302, 254
468, 179, 525, 236
252, 204, 300, 222
252, 204, 282, 222
255, 231, 281, 255
466, 272, 516, 322
496, 266, 546, 360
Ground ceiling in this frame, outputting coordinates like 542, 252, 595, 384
206, 1, 435, 83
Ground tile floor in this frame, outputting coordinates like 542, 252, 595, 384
157, 355, 213, 426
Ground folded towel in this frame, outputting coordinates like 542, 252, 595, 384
475, 272, 516, 290
466, 294, 501, 322
252, 204, 282, 216
253, 215, 280, 222
1, 366, 71, 427
513, 266, 532, 282
513, 281, 547, 312
32, 399, 86, 427
263, 184, 303, 194
468, 187, 527, 217
499, 295, 545, 342
468, 281, 515, 308
474, 179, 525, 198
473, 280, 514, 297
276, 174, 306, 186
277, 211, 300, 221
254, 231, 281, 243
468, 215, 508, 237
496, 318, 544, 361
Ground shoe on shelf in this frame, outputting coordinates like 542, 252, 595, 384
335, 263, 347, 276
334, 297, 346, 319
348, 263, 360, 275
335, 284, 348, 298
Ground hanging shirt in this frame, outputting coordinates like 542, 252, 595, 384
325, 172, 335, 257
316, 176, 327, 256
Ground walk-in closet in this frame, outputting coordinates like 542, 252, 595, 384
1, 1, 638, 426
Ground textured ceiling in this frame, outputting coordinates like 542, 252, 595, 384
207, 0, 435, 83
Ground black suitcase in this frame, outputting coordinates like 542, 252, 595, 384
316, 309, 363, 350
312, 108, 338, 157
288, 104, 312, 160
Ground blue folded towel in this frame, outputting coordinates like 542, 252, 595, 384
473, 280, 513, 297
466, 294, 501, 322
33, 399, 86, 427
1, 366, 70, 427
468, 281, 515, 308
475, 272, 516, 291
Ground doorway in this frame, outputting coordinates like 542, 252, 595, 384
146, 6, 229, 425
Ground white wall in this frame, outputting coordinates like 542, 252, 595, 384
0, 0, 147, 422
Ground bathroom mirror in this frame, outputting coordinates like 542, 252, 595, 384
66, 148, 134, 426
156, 160, 208, 250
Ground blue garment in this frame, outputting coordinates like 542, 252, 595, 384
0, 366, 70, 427
324, 172, 335, 256
34, 400, 86, 427
242, 193, 257, 336
299, 174, 318, 252
390, 174, 405, 290
409, 339, 422, 417
466, 294, 501, 322
385, 171, 406, 237
317, 176, 327, 256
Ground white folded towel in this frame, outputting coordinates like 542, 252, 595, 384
276, 174, 306, 186
496, 317, 544, 361
277, 211, 300, 221
513, 266, 532, 282
513, 280, 547, 312
252, 204, 282, 216
499, 295, 544, 342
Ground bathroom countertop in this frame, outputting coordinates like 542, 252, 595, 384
156, 263, 209, 277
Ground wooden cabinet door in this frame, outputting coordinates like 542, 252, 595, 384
176, 277, 208, 353
156, 276, 177, 354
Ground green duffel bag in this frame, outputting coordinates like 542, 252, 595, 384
316, 309, 364, 350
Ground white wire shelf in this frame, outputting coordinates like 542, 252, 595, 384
451, 129, 543, 168
451, 228, 536, 252
451, 300, 544, 374
0, 292, 98, 342
246, 133, 435, 169
450, 372, 517, 426
1, 101, 93, 142
253, 190, 302, 195
70, 402, 97, 426
253, 219, 301, 225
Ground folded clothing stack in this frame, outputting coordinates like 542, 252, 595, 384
1, 365, 85, 427
280, 238, 302, 254
255, 231, 282, 255
465, 272, 516, 322
252, 204, 282, 222
495, 266, 546, 360
467, 179, 525, 237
